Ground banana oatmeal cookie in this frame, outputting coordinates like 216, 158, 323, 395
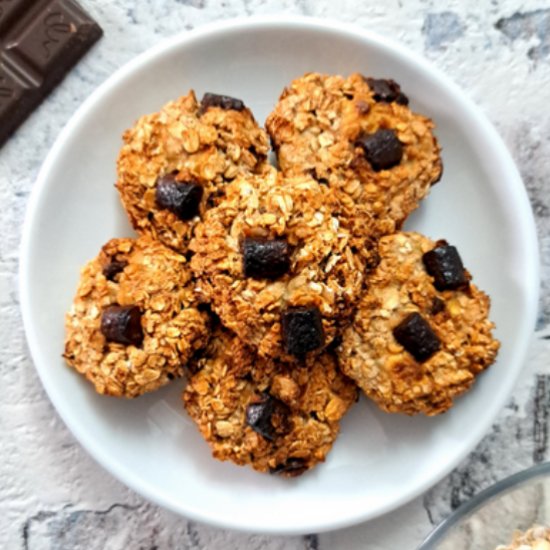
183, 326, 358, 476
116, 91, 269, 253
189, 168, 379, 360
338, 232, 499, 415
64, 236, 210, 397
266, 73, 442, 231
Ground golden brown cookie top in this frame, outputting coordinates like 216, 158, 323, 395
266, 72, 442, 230
64, 236, 210, 397
183, 325, 358, 476
338, 232, 499, 416
189, 167, 379, 360
495, 526, 550, 550
116, 91, 270, 253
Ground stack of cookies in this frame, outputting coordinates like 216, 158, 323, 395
64, 73, 500, 477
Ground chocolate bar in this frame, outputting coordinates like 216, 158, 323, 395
0, 0, 102, 147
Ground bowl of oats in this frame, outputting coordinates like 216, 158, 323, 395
419, 462, 550, 550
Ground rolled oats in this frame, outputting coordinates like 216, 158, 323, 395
338, 232, 499, 415
183, 326, 357, 476
116, 91, 269, 253
64, 236, 210, 397
266, 73, 442, 231
496, 526, 550, 550
189, 168, 379, 360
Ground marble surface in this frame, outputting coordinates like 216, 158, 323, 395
1, 1, 549, 548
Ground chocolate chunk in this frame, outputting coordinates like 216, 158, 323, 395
102, 260, 127, 281
423, 243, 469, 290
0, 0, 102, 148
395, 92, 408, 105
356, 129, 403, 171
431, 297, 446, 315
242, 237, 290, 280
393, 312, 440, 362
270, 458, 308, 477
356, 99, 370, 114
155, 174, 203, 220
364, 77, 409, 105
199, 92, 245, 115
245, 394, 283, 441
100, 305, 144, 347
281, 306, 324, 356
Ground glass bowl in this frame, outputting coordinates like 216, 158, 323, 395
419, 462, 550, 549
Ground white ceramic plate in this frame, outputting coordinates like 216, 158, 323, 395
20, 16, 539, 535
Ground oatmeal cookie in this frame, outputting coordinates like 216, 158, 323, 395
266, 73, 442, 231
116, 91, 269, 253
338, 232, 499, 415
183, 326, 358, 476
64, 236, 210, 397
496, 526, 550, 550
189, 168, 379, 360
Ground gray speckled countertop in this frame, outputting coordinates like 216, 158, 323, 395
1, 1, 550, 548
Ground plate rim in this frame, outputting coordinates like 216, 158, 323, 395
19, 14, 540, 535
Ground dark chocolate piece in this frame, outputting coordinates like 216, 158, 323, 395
431, 297, 446, 315
155, 174, 203, 220
355, 99, 370, 114
102, 260, 127, 281
0, 0, 29, 35
270, 458, 308, 477
246, 394, 290, 441
423, 243, 469, 291
393, 312, 440, 362
364, 77, 409, 105
281, 306, 324, 356
199, 92, 245, 114
356, 129, 403, 171
242, 237, 290, 280
0, 0, 102, 147
101, 305, 144, 347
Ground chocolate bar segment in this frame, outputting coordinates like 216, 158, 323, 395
0, 0, 102, 147
0, 62, 34, 123
1, 1, 27, 34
